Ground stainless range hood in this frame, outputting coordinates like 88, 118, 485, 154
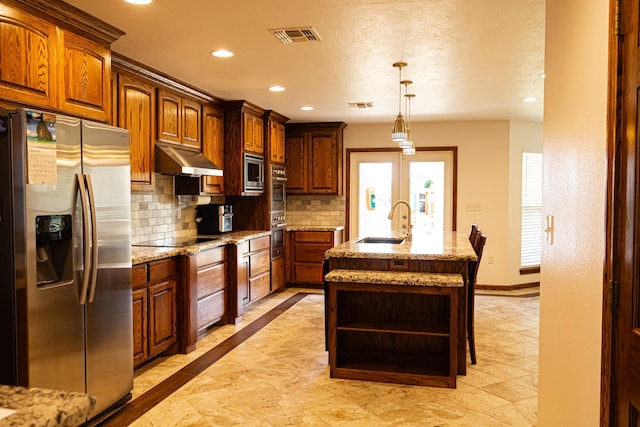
155, 141, 223, 177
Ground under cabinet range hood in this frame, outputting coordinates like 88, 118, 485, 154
155, 141, 223, 177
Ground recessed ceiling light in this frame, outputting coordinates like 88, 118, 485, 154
124, 0, 152, 4
211, 50, 234, 58
300, 106, 314, 111
521, 97, 539, 103
269, 86, 285, 92
539, 73, 546, 78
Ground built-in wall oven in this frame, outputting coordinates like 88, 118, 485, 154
271, 164, 286, 211
271, 211, 286, 258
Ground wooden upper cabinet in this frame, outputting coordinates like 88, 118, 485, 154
285, 122, 347, 195
202, 105, 224, 195
269, 121, 285, 164
285, 132, 306, 193
157, 88, 202, 147
243, 111, 263, 154
308, 130, 339, 194
0, 8, 58, 109
118, 74, 156, 192
157, 89, 181, 143
182, 97, 201, 148
58, 30, 111, 122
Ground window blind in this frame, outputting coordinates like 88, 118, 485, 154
521, 152, 543, 267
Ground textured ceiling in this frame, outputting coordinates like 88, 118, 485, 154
64, 0, 545, 124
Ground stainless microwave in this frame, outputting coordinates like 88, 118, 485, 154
243, 153, 264, 193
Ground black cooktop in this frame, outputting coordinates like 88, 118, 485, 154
133, 236, 221, 248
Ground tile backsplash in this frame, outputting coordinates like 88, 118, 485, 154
130, 174, 197, 244
286, 195, 346, 227
130, 176, 347, 243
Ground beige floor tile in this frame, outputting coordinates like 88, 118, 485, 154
126, 289, 540, 426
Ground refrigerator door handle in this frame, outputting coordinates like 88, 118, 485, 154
85, 174, 99, 303
77, 173, 92, 305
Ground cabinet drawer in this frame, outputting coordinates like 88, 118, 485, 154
197, 289, 226, 330
132, 264, 148, 287
148, 258, 176, 282
197, 262, 226, 299
293, 262, 324, 284
249, 272, 270, 301
196, 246, 225, 266
294, 231, 333, 244
294, 244, 330, 263
249, 236, 270, 252
249, 250, 270, 277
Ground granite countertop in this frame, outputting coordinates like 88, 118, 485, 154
285, 225, 345, 232
324, 269, 464, 287
132, 230, 271, 264
0, 385, 95, 427
324, 231, 477, 261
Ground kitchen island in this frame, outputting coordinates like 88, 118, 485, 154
324, 231, 477, 386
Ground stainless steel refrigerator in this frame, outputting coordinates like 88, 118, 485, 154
0, 109, 133, 424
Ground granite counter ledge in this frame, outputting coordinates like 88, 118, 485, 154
285, 225, 344, 232
0, 385, 95, 427
132, 230, 271, 264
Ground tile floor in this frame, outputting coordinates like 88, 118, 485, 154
123, 288, 539, 426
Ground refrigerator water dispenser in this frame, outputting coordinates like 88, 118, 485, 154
35, 214, 72, 286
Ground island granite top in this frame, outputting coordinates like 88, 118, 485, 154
0, 385, 95, 427
132, 230, 271, 265
324, 231, 477, 261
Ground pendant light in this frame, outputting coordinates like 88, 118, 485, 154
402, 93, 416, 155
391, 62, 408, 142
399, 81, 413, 149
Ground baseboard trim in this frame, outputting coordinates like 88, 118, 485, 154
476, 282, 539, 291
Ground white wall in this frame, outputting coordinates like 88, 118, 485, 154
344, 120, 541, 286
537, 0, 608, 425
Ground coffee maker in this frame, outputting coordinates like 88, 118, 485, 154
195, 204, 233, 234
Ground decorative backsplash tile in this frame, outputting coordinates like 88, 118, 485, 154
130, 174, 196, 244
285, 195, 346, 227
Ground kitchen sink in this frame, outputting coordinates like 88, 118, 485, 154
357, 237, 405, 244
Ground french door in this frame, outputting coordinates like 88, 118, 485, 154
347, 148, 456, 240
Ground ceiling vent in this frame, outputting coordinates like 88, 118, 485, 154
270, 27, 322, 44
348, 102, 375, 109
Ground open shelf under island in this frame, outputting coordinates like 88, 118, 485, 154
323, 231, 477, 388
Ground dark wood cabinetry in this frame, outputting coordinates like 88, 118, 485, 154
157, 88, 201, 148
201, 105, 225, 195
285, 122, 347, 195
0, 7, 58, 110
0, 2, 122, 122
117, 74, 156, 192
132, 258, 177, 367
224, 100, 266, 195
267, 117, 286, 165
57, 29, 112, 122
327, 279, 460, 388
286, 229, 343, 285
196, 246, 227, 331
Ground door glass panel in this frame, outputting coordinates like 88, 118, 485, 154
358, 162, 393, 237
409, 161, 445, 235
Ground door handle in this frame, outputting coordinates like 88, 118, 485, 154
76, 174, 91, 305
85, 174, 99, 303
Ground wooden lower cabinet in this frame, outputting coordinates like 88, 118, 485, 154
228, 235, 272, 323
132, 258, 177, 367
271, 256, 285, 292
196, 246, 227, 331
286, 229, 343, 285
